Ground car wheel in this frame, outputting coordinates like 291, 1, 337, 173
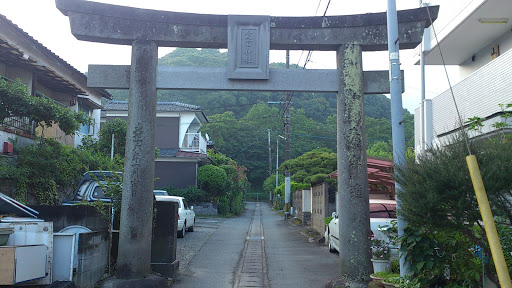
328, 232, 336, 253
178, 222, 186, 238
187, 218, 195, 232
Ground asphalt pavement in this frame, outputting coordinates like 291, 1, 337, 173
172, 202, 339, 288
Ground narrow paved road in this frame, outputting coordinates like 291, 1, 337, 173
172, 202, 339, 288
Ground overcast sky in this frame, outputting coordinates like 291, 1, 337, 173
1, 0, 456, 112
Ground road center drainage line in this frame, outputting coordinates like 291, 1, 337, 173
233, 204, 269, 288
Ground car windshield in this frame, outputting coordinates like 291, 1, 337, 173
369, 203, 396, 218
153, 191, 166, 196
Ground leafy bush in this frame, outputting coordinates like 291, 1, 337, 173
274, 181, 311, 200
1, 138, 121, 204
162, 185, 206, 202
396, 134, 512, 286
197, 164, 227, 198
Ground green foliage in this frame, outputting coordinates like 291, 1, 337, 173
202, 150, 248, 216
399, 226, 482, 287
390, 258, 400, 274
98, 118, 127, 157
279, 148, 336, 184
263, 174, 282, 193
197, 164, 227, 198
372, 271, 396, 279
367, 141, 392, 160
1, 138, 121, 204
274, 182, 310, 200
324, 216, 333, 226
396, 119, 512, 286
371, 238, 390, 260
162, 185, 206, 202
396, 137, 512, 229
94, 171, 123, 217
0, 78, 90, 135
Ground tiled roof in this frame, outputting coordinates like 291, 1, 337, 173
159, 149, 208, 158
0, 14, 111, 99
103, 100, 202, 112
159, 149, 178, 157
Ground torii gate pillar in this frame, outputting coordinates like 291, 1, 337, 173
117, 40, 158, 278
336, 44, 371, 280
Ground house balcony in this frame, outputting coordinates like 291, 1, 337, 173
181, 133, 207, 154
419, 47, 512, 147
1, 116, 34, 136
412, 0, 512, 65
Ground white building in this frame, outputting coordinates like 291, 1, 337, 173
414, 0, 512, 150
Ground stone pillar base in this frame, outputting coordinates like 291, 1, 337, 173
101, 275, 168, 288
151, 260, 180, 279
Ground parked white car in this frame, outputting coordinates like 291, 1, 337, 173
326, 199, 396, 253
153, 190, 169, 196
155, 195, 195, 238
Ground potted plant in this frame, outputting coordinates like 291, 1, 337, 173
370, 271, 395, 287
382, 275, 401, 288
371, 238, 391, 272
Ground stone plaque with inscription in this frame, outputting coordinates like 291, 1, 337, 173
227, 15, 270, 80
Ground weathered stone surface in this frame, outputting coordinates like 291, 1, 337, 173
116, 40, 158, 279
100, 275, 168, 288
88, 65, 404, 94
56, 0, 438, 51
151, 201, 179, 279
227, 15, 270, 80
336, 44, 372, 282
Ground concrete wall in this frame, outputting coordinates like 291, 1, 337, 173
29, 205, 110, 288
190, 202, 218, 216
74, 231, 109, 288
311, 183, 329, 234
292, 190, 303, 221
30, 205, 109, 233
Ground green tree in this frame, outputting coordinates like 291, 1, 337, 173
280, 148, 337, 185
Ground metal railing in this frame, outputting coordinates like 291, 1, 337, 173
1, 116, 34, 135
182, 133, 207, 153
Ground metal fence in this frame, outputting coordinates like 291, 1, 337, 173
1, 116, 34, 135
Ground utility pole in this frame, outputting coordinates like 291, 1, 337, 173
268, 129, 272, 201
387, 0, 409, 277
285, 50, 291, 162
284, 50, 291, 216
420, 0, 426, 156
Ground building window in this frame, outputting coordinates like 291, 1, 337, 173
79, 103, 90, 135
491, 45, 500, 60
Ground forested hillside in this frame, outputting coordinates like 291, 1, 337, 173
108, 48, 414, 187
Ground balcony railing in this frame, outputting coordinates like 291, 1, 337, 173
1, 116, 34, 136
181, 133, 207, 154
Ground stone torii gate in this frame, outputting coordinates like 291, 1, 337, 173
57, 0, 437, 282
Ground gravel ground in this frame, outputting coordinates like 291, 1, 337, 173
176, 217, 226, 273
